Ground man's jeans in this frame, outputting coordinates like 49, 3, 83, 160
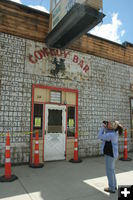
104, 155, 117, 191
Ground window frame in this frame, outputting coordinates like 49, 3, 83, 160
67, 105, 76, 137
33, 103, 43, 138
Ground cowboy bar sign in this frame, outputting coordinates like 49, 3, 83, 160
25, 41, 91, 80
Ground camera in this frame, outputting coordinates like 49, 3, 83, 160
103, 121, 108, 126
102, 121, 123, 135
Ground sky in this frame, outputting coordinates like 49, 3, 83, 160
8, 0, 133, 44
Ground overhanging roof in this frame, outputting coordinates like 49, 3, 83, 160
45, 3, 105, 49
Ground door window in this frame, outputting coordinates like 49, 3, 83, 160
48, 109, 62, 133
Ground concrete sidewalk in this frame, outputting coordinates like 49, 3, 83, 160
0, 153, 133, 200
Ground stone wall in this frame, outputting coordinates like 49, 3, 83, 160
0, 32, 133, 164
0, 33, 30, 164
78, 57, 133, 157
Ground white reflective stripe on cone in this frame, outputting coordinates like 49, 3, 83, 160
35, 150, 39, 154
74, 148, 78, 151
35, 141, 39, 144
124, 145, 127, 148
75, 139, 78, 142
124, 138, 128, 141
6, 146, 10, 150
6, 158, 11, 163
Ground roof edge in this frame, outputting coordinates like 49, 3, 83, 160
0, 0, 50, 17
86, 33, 127, 48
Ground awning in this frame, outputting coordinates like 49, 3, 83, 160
45, 3, 105, 49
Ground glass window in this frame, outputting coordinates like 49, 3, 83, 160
50, 91, 61, 103
48, 109, 62, 133
67, 107, 75, 137
33, 104, 43, 137
51, 0, 60, 11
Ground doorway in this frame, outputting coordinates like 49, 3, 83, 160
31, 85, 78, 163
44, 104, 66, 161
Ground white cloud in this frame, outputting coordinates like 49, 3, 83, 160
9, 0, 22, 4
29, 5, 49, 13
90, 13, 125, 43
121, 30, 125, 37
8, 1, 49, 13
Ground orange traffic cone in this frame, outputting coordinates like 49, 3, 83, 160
0, 132, 18, 182
69, 132, 82, 163
30, 130, 44, 168
120, 129, 132, 161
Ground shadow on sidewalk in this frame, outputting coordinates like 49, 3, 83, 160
0, 153, 132, 200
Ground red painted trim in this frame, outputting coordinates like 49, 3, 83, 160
65, 105, 68, 160
76, 92, 78, 135
34, 101, 76, 107
43, 104, 45, 161
30, 85, 35, 164
33, 102, 44, 104
45, 102, 65, 106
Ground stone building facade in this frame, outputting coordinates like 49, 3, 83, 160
0, 31, 133, 165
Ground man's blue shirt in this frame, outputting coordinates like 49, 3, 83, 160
98, 127, 118, 158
